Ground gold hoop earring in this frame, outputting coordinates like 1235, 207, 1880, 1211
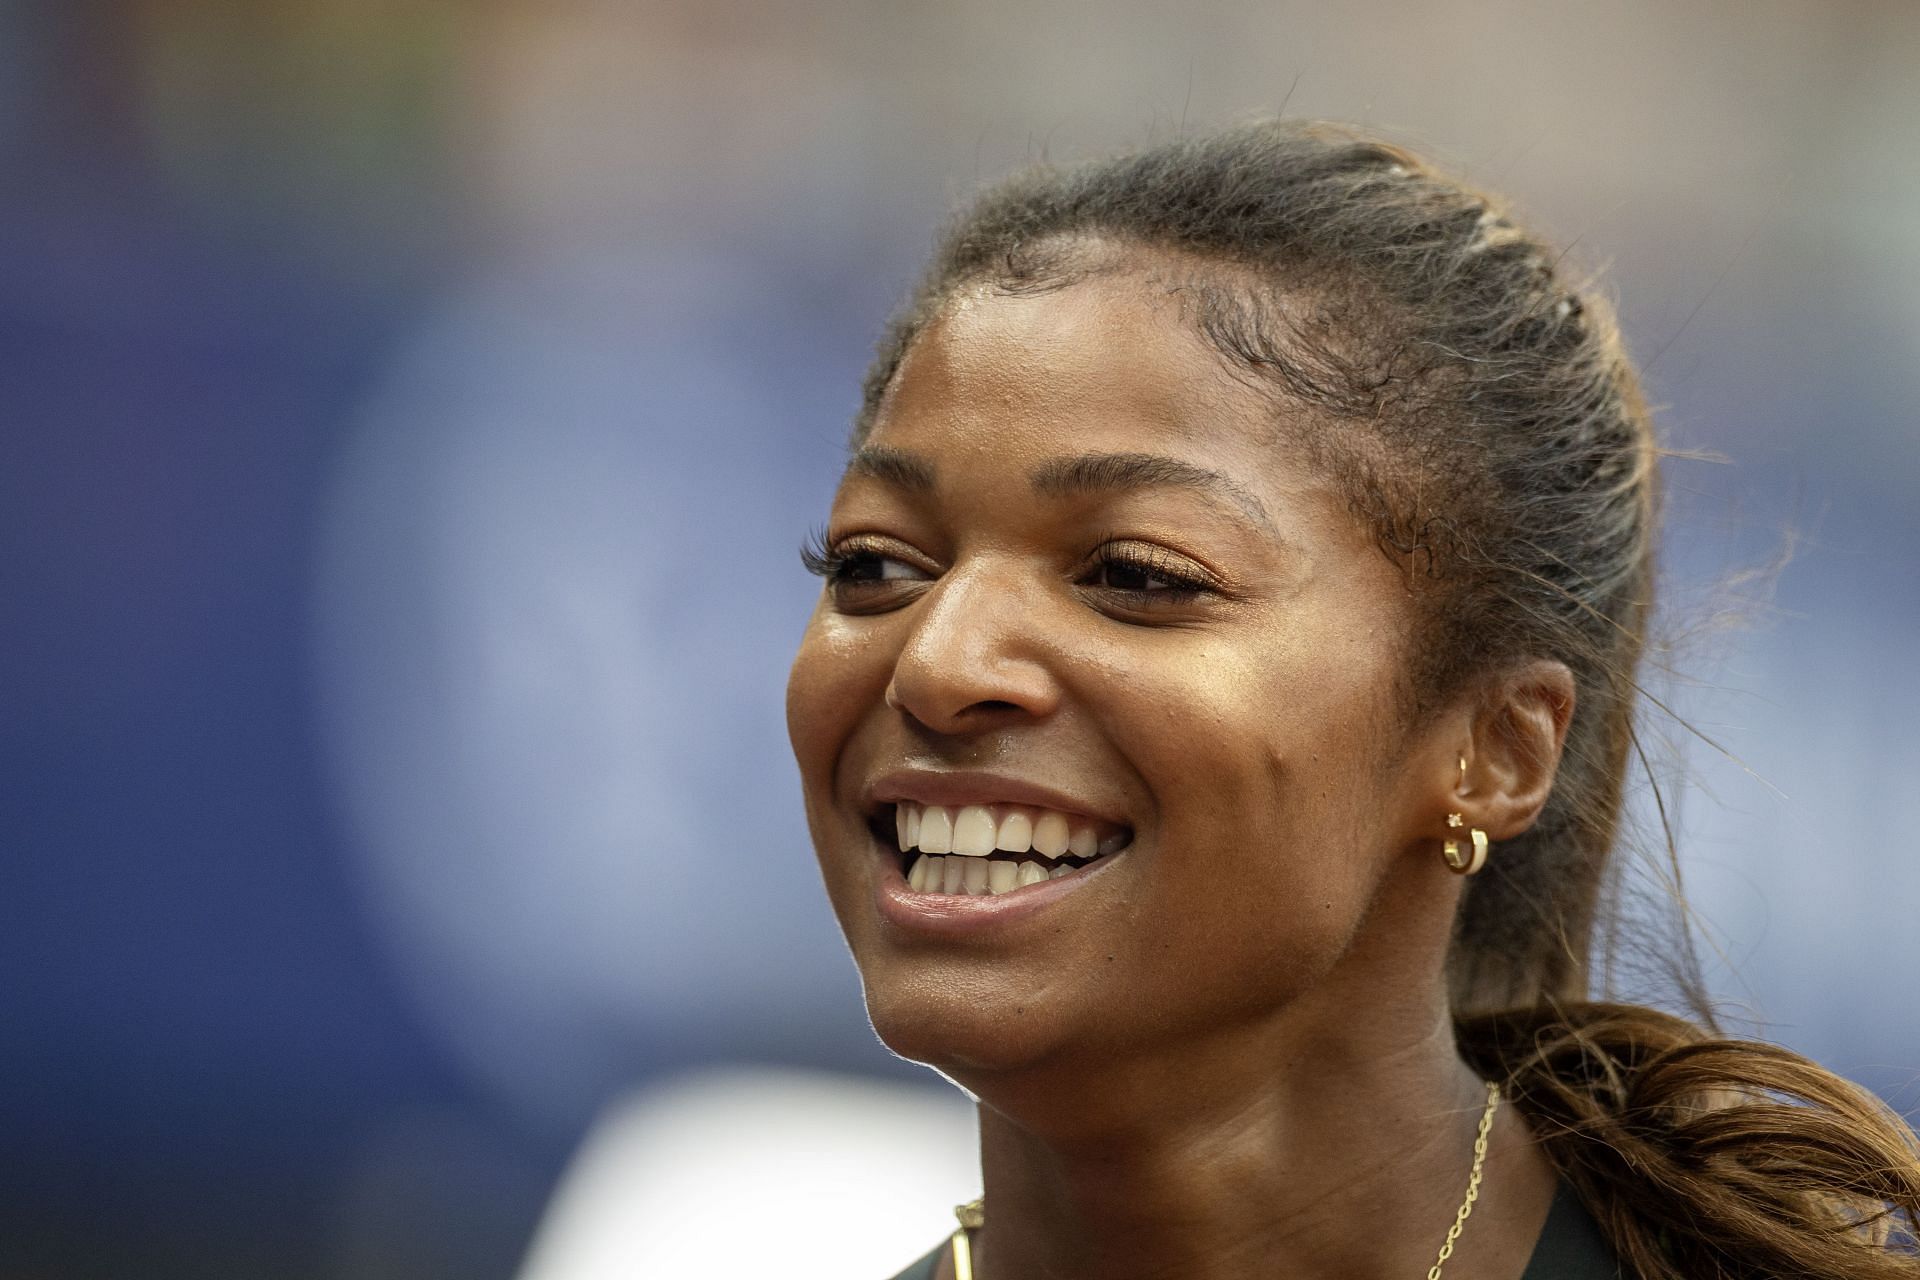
1443, 813, 1489, 876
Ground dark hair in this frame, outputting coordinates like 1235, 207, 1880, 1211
854, 119, 1920, 1277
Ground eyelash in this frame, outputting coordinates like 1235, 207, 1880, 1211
798, 529, 835, 578
1084, 543, 1214, 602
799, 529, 903, 583
799, 530, 1215, 606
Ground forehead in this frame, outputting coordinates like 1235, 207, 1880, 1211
874, 271, 1278, 468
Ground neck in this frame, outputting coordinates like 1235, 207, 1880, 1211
961, 997, 1554, 1280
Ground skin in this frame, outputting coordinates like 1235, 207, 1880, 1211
786, 260, 1576, 1280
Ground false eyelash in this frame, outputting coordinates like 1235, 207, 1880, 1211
799, 527, 842, 579
1088, 543, 1215, 597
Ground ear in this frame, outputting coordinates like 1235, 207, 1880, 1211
1460, 659, 1576, 841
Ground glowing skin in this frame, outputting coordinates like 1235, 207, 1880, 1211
787, 263, 1569, 1280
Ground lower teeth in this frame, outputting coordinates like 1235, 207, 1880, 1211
906, 853, 1089, 895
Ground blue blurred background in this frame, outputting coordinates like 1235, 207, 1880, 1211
4, 1, 1916, 1275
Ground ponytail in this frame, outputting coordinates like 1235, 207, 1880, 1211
1459, 1003, 1920, 1277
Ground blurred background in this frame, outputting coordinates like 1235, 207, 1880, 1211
4, 0, 1917, 1275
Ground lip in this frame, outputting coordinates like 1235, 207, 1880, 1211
873, 841, 1131, 937
863, 767, 1130, 828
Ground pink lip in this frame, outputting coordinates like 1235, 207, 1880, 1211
863, 767, 1129, 828
873, 843, 1131, 937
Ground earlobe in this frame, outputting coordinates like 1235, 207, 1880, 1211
1460, 659, 1576, 843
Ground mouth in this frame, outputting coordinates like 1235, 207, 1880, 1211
869, 801, 1134, 897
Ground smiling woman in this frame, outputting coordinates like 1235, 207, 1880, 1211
784, 121, 1920, 1280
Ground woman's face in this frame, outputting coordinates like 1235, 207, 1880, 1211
786, 267, 1453, 1076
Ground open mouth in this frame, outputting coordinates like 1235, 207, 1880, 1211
871, 802, 1133, 897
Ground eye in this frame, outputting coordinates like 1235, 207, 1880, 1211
800, 530, 933, 608
1081, 543, 1215, 606
836, 550, 926, 583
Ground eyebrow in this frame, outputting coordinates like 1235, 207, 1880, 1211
845, 444, 938, 491
1029, 452, 1276, 531
846, 446, 1274, 531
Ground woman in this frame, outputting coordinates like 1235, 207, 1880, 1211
785, 121, 1920, 1279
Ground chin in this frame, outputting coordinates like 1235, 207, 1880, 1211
860, 963, 1063, 1077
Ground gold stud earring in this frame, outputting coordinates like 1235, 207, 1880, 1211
1443, 813, 1489, 876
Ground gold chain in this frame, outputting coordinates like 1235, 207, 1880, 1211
947, 1080, 1502, 1280
1428, 1080, 1501, 1280
949, 1199, 984, 1280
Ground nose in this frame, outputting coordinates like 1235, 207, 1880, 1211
884, 561, 1061, 734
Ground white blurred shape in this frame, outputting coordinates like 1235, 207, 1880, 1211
517, 1068, 979, 1280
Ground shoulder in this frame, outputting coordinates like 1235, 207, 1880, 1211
1521, 1182, 1623, 1280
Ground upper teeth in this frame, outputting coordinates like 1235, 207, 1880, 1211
892, 802, 1124, 859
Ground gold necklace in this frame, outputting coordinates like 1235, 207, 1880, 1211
947, 1080, 1501, 1280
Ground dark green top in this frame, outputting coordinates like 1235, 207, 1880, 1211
884, 1181, 1619, 1279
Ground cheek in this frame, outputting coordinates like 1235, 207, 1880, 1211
1106, 628, 1406, 949
1104, 627, 1378, 804
785, 609, 887, 789
786, 612, 895, 936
